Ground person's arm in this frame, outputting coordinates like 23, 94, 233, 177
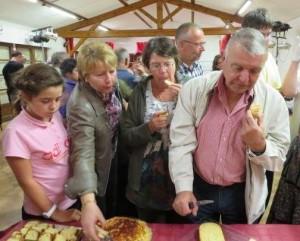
80, 193, 104, 241
280, 61, 300, 97
281, 40, 300, 97
7, 157, 80, 222
169, 79, 202, 216
65, 102, 98, 197
66, 98, 104, 241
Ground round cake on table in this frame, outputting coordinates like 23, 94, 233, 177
103, 217, 152, 241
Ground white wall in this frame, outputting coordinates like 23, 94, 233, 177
271, 17, 300, 78
86, 35, 221, 72
0, 20, 66, 61
0, 20, 66, 104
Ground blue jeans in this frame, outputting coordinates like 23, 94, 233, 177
189, 174, 247, 224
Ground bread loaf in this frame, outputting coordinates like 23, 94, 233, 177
199, 222, 225, 241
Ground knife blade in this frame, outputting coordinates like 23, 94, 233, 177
188, 200, 214, 209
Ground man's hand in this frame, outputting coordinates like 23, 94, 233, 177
172, 191, 198, 217
81, 202, 105, 241
241, 110, 266, 153
148, 112, 169, 133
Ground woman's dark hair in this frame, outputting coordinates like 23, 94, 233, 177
14, 63, 63, 112
142, 37, 177, 69
60, 58, 77, 77
212, 54, 223, 71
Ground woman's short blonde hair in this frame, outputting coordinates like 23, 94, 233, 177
77, 41, 117, 80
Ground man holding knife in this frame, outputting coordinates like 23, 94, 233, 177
169, 28, 290, 224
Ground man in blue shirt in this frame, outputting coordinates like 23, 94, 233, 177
175, 23, 206, 84
59, 58, 78, 119
115, 48, 137, 89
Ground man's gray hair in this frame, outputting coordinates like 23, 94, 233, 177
115, 48, 129, 64
175, 22, 202, 41
225, 28, 267, 56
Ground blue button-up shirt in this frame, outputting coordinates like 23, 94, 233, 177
176, 60, 203, 84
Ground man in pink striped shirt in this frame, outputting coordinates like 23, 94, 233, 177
169, 28, 290, 224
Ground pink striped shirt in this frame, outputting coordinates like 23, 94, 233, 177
194, 76, 253, 186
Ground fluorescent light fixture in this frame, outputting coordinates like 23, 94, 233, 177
97, 25, 109, 31
49, 6, 77, 19
25, 0, 38, 3
238, 0, 252, 16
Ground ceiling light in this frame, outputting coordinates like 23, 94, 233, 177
25, 0, 38, 3
48, 6, 77, 19
97, 26, 109, 31
238, 0, 252, 16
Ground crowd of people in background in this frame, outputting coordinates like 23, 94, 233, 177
2, 6, 300, 241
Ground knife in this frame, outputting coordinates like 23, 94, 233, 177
189, 200, 214, 209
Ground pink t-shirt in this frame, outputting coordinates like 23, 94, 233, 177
3, 110, 75, 215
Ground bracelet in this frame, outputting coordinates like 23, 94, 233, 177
42, 204, 57, 219
82, 199, 96, 208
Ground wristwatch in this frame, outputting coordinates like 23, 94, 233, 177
42, 204, 57, 219
249, 148, 265, 157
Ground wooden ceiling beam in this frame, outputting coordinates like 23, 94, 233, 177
138, 9, 157, 23
55, 0, 158, 32
157, 2, 163, 29
191, 0, 195, 23
70, 23, 99, 55
118, 0, 153, 28
57, 27, 238, 38
162, 6, 182, 24
39, 0, 86, 20
163, 3, 173, 22
165, 0, 242, 23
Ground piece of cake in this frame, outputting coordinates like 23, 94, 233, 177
53, 234, 66, 241
20, 228, 29, 236
38, 233, 52, 241
44, 227, 59, 235
250, 103, 262, 119
24, 229, 39, 241
164, 80, 173, 86
7, 237, 21, 241
24, 221, 41, 228
60, 227, 78, 241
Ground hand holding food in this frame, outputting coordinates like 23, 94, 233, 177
250, 103, 262, 119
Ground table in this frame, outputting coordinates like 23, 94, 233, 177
151, 223, 300, 241
1, 221, 300, 241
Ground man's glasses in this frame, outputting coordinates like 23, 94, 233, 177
149, 62, 175, 70
183, 40, 206, 48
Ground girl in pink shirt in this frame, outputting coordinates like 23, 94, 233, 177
2, 63, 80, 222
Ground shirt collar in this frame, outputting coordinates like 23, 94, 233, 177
65, 78, 76, 86
21, 109, 54, 128
179, 59, 200, 70
216, 73, 254, 105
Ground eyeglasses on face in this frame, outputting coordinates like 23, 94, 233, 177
149, 62, 175, 70
182, 39, 206, 48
